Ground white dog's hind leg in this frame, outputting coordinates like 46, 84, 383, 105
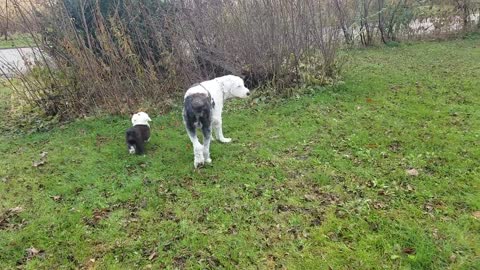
212, 118, 232, 143
194, 143, 204, 168
186, 130, 204, 168
202, 126, 212, 164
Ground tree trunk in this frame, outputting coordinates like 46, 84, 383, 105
462, 0, 469, 31
378, 0, 387, 44
332, 0, 353, 44
362, 0, 373, 46
4, 0, 8, 41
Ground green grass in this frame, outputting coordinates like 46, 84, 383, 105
1, 39, 479, 269
0, 34, 34, 49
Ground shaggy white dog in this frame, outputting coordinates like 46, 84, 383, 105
183, 75, 250, 168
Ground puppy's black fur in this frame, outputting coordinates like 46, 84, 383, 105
126, 125, 150, 155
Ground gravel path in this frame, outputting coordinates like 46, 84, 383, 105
0, 47, 40, 78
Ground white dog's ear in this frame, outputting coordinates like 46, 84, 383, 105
147, 116, 152, 122
218, 79, 227, 93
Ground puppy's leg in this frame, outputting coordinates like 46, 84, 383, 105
128, 144, 136, 154
184, 113, 204, 168
126, 131, 137, 154
212, 117, 231, 143
136, 140, 145, 155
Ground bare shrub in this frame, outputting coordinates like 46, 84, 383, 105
4, 0, 342, 118
176, 0, 341, 92
0, 0, 43, 38
6, 0, 183, 117
330, 0, 480, 46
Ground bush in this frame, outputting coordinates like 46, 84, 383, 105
5, 0, 342, 118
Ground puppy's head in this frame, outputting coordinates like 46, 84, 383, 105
131, 112, 152, 126
221, 75, 250, 99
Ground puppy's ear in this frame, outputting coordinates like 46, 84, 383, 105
147, 116, 152, 122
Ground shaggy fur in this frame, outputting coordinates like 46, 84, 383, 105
183, 75, 250, 168
126, 112, 152, 155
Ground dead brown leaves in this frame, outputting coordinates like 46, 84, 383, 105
16, 246, 46, 266
402, 247, 416, 255
84, 208, 111, 227
406, 168, 419, 177
25, 247, 46, 260
50, 195, 62, 202
33, 151, 48, 167
0, 206, 26, 230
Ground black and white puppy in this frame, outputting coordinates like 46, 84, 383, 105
126, 112, 152, 155
183, 75, 250, 168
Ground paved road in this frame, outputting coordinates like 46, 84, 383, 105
0, 47, 40, 77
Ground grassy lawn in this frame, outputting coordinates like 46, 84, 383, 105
1, 39, 479, 269
0, 34, 34, 49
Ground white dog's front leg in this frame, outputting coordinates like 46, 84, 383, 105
212, 117, 231, 143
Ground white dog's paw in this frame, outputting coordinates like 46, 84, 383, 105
219, 138, 232, 143
205, 158, 212, 164
194, 157, 205, 168
194, 161, 204, 168
128, 146, 136, 154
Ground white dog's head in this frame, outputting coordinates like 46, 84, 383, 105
220, 75, 250, 99
131, 112, 152, 127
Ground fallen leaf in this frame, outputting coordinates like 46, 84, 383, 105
406, 168, 419, 177
85, 208, 110, 226
0, 206, 26, 230
403, 247, 416, 254
26, 247, 45, 259
390, 254, 400, 260
366, 98, 373, 103
148, 251, 157, 261
26, 247, 39, 256
39, 151, 48, 159
372, 201, 386, 209
33, 151, 49, 168
10, 206, 24, 213
33, 160, 46, 167
472, 211, 480, 220
303, 194, 316, 202
424, 203, 435, 213
51, 196, 62, 202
